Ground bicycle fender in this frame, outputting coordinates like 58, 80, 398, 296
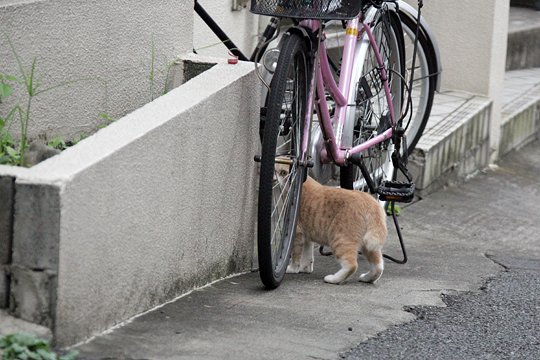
283, 26, 314, 52
397, 0, 442, 91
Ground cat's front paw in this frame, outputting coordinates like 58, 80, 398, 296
323, 274, 342, 284
286, 264, 300, 274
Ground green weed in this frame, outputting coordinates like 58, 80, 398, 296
0, 71, 23, 165
0, 333, 78, 360
47, 136, 67, 151
386, 204, 401, 216
1, 33, 98, 166
96, 112, 115, 129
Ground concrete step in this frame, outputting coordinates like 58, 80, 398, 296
410, 67, 540, 195
410, 91, 492, 195
500, 67, 540, 156
506, 6, 540, 71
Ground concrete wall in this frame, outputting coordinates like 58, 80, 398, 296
0, 0, 193, 141
193, 0, 259, 59
7, 59, 260, 346
416, 0, 508, 95
412, 0, 509, 159
0, 167, 30, 309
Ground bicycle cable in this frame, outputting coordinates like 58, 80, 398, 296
254, 18, 282, 92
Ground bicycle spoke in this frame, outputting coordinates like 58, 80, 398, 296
270, 170, 295, 261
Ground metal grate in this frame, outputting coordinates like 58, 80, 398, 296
250, 0, 363, 20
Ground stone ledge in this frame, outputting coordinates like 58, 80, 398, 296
500, 69, 540, 155
410, 92, 492, 195
0, 309, 52, 341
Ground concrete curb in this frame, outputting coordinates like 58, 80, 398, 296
500, 68, 540, 155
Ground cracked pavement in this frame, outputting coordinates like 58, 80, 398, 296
75, 141, 540, 359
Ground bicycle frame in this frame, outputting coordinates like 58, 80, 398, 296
300, 11, 398, 169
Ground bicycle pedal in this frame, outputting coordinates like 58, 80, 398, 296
377, 181, 415, 203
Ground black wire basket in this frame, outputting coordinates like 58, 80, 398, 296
250, 0, 363, 20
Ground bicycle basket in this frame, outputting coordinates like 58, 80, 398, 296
250, 0, 363, 20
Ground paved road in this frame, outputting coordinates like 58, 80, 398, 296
342, 256, 540, 359
341, 141, 540, 359
75, 140, 540, 359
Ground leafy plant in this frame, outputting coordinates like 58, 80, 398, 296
96, 112, 115, 129
47, 136, 67, 151
0, 333, 78, 360
148, 35, 175, 100
1, 33, 173, 167
149, 34, 156, 101
1, 33, 94, 166
0, 131, 19, 165
0, 73, 16, 102
0, 72, 23, 165
5, 33, 56, 167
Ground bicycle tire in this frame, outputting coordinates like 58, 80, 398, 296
399, 12, 438, 154
258, 32, 310, 289
340, 8, 405, 192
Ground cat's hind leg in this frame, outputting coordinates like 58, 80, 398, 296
299, 240, 314, 273
286, 229, 305, 274
359, 241, 384, 283
324, 241, 357, 284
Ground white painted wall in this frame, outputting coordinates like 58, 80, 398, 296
0, 0, 193, 142
408, 0, 509, 158
416, 0, 509, 96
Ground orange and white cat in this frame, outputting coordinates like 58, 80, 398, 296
285, 174, 387, 284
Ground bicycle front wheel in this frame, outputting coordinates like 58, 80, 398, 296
258, 32, 310, 289
340, 8, 405, 192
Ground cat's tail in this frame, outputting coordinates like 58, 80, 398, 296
359, 226, 385, 283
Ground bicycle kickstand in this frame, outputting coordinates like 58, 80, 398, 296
377, 126, 416, 264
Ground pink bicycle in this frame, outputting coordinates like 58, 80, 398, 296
252, 0, 424, 288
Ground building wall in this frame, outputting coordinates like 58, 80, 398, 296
193, 0, 259, 59
0, 0, 193, 141
407, 0, 509, 157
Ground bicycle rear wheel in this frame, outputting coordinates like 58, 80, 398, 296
340, 8, 405, 192
258, 32, 310, 289
325, 7, 437, 158
400, 12, 438, 154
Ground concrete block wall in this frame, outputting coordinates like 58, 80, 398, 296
1, 167, 28, 309
0, 177, 14, 309
3, 59, 260, 346
0, 0, 193, 141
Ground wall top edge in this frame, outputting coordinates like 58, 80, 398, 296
12, 61, 256, 186
0, 0, 47, 8
0, 164, 31, 178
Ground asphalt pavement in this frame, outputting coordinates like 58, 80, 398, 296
75, 140, 540, 359
342, 256, 540, 359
